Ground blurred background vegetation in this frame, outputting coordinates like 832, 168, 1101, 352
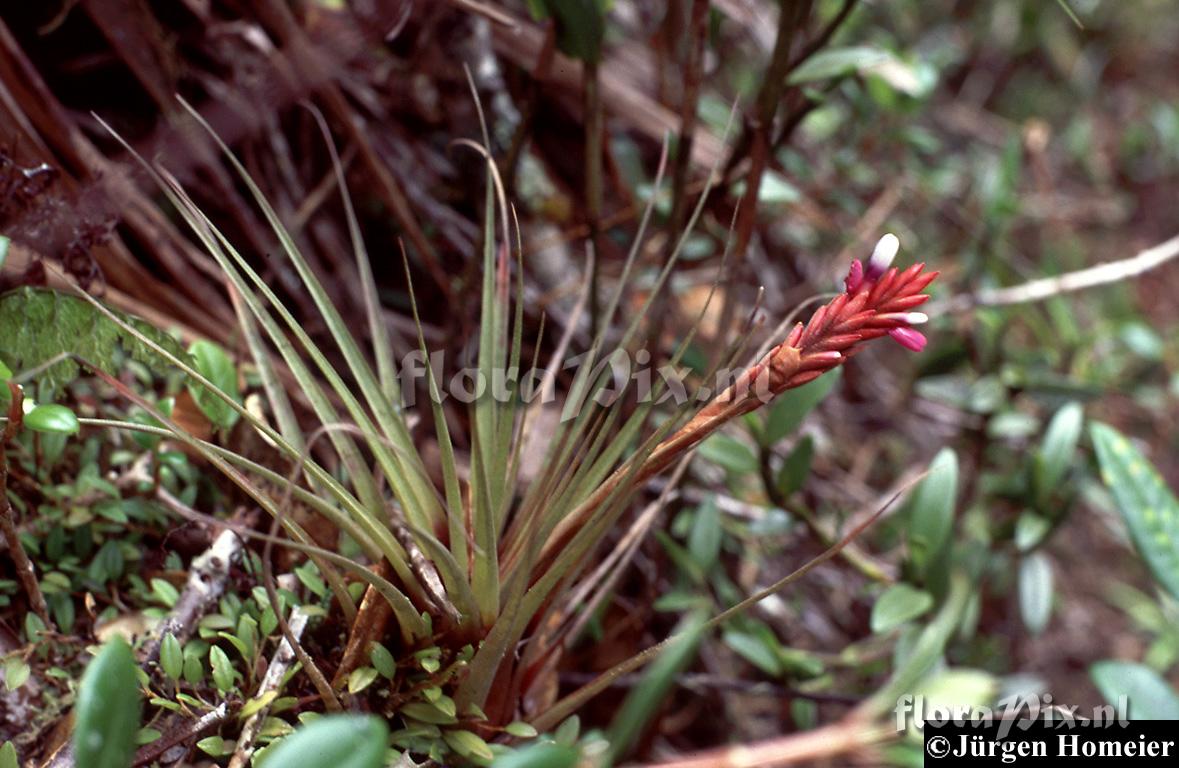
1, 0, 1179, 765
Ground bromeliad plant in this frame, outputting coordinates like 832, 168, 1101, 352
38, 102, 936, 762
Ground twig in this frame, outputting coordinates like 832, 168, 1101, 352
0, 382, 52, 628
228, 606, 310, 768
146, 490, 246, 662
937, 232, 1179, 313
638, 714, 890, 768
132, 703, 229, 767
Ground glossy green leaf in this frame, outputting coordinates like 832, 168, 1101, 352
347, 666, 379, 694
209, 646, 235, 692
186, 339, 240, 429
443, 729, 494, 761
1033, 401, 1083, 500
1018, 553, 1053, 635
491, 743, 580, 768
764, 370, 841, 445
906, 449, 958, 575
871, 584, 934, 633
74, 638, 141, 768
368, 642, 397, 679
504, 721, 538, 739
159, 634, 182, 681
1091, 661, 1179, 719
23, 404, 79, 435
1091, 422, 1179, 600
257, 715, 388, 768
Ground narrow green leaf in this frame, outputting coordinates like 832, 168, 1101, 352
687, 498, 722, 573
186, 340, 240, 430
1018, 553, 1053, 635
0, 358, 11, 380
607, 613, 704, 762
722, 630, 782, 676
1091, 661, 1179, 719
257, 715, 388, 768
788, 46, 890, 84
0, 741, 17, 768
1091, 422, 1179, 600
23, 404, 80, 435
1033, 401, 1082, 501
906, 449, 958, 575
871, 584, 934, 633
401, 701, 459, 725
74, 638, 141, 768
763, 370, 841, 445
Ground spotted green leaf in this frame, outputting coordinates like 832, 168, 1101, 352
1091, 423, 1179, 600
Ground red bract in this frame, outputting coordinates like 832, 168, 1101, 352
763, 234, 938, 393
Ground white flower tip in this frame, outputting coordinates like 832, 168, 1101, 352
904, 312, 929, 325
869, 233, 900, 272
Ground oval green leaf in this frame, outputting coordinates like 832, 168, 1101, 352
1091, 661, 1179, 719
871, 584, 934, 634
1034, 401, 1083, 501
1018, 553, 1053, 635
186, 339, 240, 430
74, 638, 142, 768
258, 715, 388, 768
906, 449, 958, 575
24, 404, 79, 435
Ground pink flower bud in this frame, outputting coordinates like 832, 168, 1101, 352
888, 326, 927, 352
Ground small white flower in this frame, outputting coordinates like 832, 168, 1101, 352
903, 312, 929, 325
867, 233, 900, 278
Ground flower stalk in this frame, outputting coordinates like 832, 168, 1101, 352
543, 235, 937, 560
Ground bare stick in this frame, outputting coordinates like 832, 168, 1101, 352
228, 605, 310, 768
640, 714, 890, 768
938, 232, 1179, 313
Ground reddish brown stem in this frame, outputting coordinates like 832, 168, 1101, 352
1, 382, 52, 628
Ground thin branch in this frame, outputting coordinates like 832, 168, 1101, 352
0, 383, 52, 628
228, 605, 310, 768
936, 232, 1179, 313
639, 714, 890, 768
